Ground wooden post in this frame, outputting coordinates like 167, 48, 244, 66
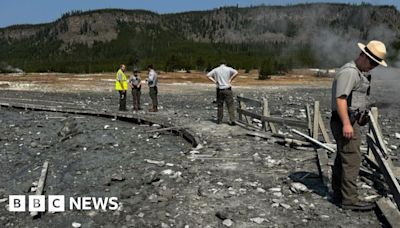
306, 104, 313, 137
262, 98, 277, 134
313, 101, 320, 140
367, 107, 379, 167
367, 134, 400, 209
30, 161, 49, 218
238, 95, 243, 122
377, 197, 400, 227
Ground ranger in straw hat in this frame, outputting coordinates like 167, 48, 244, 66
330, 40, 387, 211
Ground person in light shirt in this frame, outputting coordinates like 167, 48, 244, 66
207, 60, 238, 125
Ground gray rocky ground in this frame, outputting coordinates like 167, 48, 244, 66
0, 82, 399, 227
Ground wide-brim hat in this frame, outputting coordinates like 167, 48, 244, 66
357, 40, 387, 67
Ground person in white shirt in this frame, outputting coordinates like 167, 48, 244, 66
207, 60, 239, 125
147, 65, 158, 112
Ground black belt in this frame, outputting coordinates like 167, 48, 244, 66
217, 87, 231, 90
331, 111, 340, 121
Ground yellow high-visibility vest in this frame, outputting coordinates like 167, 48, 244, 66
115, 69, 128, 91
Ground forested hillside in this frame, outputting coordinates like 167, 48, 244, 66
0, 3, 399, 73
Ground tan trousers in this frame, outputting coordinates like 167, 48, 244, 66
330, 118, 361, 204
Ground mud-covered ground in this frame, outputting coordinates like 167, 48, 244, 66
0, 81, 399, 227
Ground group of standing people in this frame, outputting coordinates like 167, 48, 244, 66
115, 64, 158, 112
113, 39, 390, 212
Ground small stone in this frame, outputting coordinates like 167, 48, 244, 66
250, 217, 265, 224
273, 192, 283, 197
111, 174, 125, 181
138, 212, 144, 218
280, 203, 291, 209
390, 145, 397, 150
290, 182, 309, 193
145, 159, 165, 167
320, 215, 329, 220
252, 153, 262, 162
222, 219, 233, 227
161, 222, 170, 228
269, 187, 281, 192
395, 133, 400, 139
161, 169, 174, 175
256, 187, 266, 193
72, 222, 81, 228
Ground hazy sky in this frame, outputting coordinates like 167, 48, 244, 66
0, 0, 399, 28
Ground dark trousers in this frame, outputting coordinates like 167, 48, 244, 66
131, 88, 141, 110
330, 118, 361, 205
217, 88, 235, 123
149, 86, 158, 108
118, 90, 127, 111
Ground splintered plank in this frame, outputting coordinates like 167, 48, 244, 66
313, 101, 320, 140
367, 134, 400, 209
377, 197, 400, 227
262, 98, 277, 134
318, 113, 332, 144
306, 104, 313, 137
30, 161, 49, 218
316, 149, 331, 188
237, 109, 308, 129
367, 107, 379, 168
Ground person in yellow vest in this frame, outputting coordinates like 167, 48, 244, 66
115, 64, 128, 111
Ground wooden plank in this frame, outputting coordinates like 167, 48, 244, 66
318, 113, 332, 144
238, 99, 243, 122
367, 134, 400, 209
367, 107, 379, 167
262, 98, 277, 134
292, 129, 336, 153
236, 96, 262, 107
306, 104, 313, 137
146, 126, 178, 133
239, 103, 251, 124
368, 111, 389, 159
237, 108, 308, 129
316, 149, 331, 188
235, 120, 260, 131
313, 101, 320, 140
377, 197, 400, 227
30, 161, 49, 218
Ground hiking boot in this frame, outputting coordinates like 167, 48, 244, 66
228, 121, 236, 126
341, 201, 376, 211
148, 107, 158, 112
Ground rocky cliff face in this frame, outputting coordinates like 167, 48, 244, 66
1, 4, 399, 46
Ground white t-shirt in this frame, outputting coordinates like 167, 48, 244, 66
207, 64, 238, 89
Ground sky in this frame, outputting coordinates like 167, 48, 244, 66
0, 0, 399, 28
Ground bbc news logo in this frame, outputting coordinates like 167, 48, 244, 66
9, 195, 119, 212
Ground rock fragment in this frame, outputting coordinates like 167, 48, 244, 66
222, 219, 233, 227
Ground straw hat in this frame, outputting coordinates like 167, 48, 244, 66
357, 40, 387, 67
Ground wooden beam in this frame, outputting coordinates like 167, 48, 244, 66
262, 98, 277, 134
316, 149, 331, 188
239, 102, 251, 124
30, 161, 49, 218
236, 96, 262, 107
318, 113, 332, 144
313, 101, 320, 140
367, 107, 379, 167
367, 134, 400, 209
292, 129, 336, 153
368, 111, 389, 159
237, 108, 308, 129
306, 104, 313, 137
377, 197, 400, 227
